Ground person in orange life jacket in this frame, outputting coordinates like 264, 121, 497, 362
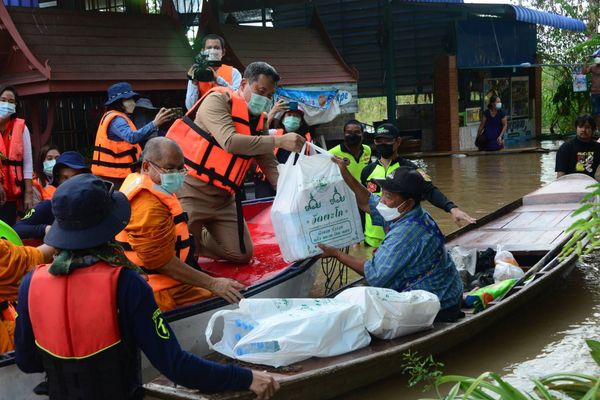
32, 143, 60, 205
185, 33, 242, 110
0, 86, 34, 226
117, 137, 245, 310
0, 236, 54, 353
361, 123, 476, 247
172, 61, 306, 264
91, 82, 174, 188
15, 173, 280, 400
254, 105, 312, 198
14, 151, 90, 242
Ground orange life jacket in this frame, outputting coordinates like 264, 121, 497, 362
0, 118, 25, 199
166, 86, 264, 196
198, 64, 234, 98
91, 111, 141, 179
115, 173, 191, 293
32, 175, 55, 201
28, 262, 122, 359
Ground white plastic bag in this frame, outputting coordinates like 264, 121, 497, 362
449, 246, 477, 275
205, 298, 371, 367
271, 143, 364, 262
493, 245, 524, 283
335, 287, 440, 339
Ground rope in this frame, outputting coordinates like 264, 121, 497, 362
321, 246, 350, 296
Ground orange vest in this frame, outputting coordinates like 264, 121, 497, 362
91, 111, 141, 179
32, 175, 56, 201
28, 262, 122, 359
115, 173, 191, 293
166, 86, 265, 196
0, 118, 25, 199
198, 64, 234, 98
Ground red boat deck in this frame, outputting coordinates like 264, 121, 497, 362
188, 201, 289, 287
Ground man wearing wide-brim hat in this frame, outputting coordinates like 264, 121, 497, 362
91, 82, 174, 187
14, 173, 279, 400
319, 165, 464, 323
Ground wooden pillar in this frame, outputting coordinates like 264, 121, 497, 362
534, 54, 542, 138
433, 55, 459, 151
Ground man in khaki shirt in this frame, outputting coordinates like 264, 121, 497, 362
177, 62, 305, 263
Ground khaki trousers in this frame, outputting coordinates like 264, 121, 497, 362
178, 176, 253, 263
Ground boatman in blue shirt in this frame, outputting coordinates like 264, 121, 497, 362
318, 162, 464, 322
15, 174, 279, 400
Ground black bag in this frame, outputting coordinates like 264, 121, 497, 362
475, 134, 487, 150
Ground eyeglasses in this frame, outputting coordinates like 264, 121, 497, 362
148, 160, 188, 175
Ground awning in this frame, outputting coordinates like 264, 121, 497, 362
511, 5, 586, 32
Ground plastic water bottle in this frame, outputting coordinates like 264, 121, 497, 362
235, 340, 281, 356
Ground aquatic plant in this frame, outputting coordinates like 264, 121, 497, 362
561, 182, 600, 259
403, 340, 600, 399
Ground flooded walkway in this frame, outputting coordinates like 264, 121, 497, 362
336, 140, 600, 399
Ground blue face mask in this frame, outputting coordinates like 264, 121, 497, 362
283, 115, 301, 132
159, 172, 185, 194
247, 93, 271, 116
0, 101, 16, 119
43, 159, 56, 177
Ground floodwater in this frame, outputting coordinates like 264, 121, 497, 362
334, 140, 600, 399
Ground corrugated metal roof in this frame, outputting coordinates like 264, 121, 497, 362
218, 24, 357, 85
511, 5, 586, 32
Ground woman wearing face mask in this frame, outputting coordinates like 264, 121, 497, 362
318, 164, 464, 323
32, 144, 60, 205
91, 82, 174, 187
254, 106, 313, 198
476, 94, 507, 151
0, 86, 34, 225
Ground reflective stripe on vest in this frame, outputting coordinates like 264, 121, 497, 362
0, 118, 25, 199
91, 111, 141, 179
115, 173, 191, 293
198, 64, 234, 98
166, 86, 264, 196
28, 262, 122, 359
364, 161, 401, 248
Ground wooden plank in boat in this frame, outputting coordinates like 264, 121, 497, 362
523, 174, 597, 206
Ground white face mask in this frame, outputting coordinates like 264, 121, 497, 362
495, 102, 502, 110
376, 200, 407, 222
0, 101, 16, 119
595, 57, 600, 64
122, 99, 136, 114
43, 159, 56, 177
203, 48, 222, 61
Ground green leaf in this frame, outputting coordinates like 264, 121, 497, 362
586, 339, 600, 367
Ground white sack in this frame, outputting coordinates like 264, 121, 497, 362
206, 298, 371, 367
335, 287, 440, 340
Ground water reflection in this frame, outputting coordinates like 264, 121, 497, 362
337, 141, 600, 399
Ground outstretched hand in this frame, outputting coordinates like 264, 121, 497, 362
450, 207, 476, 227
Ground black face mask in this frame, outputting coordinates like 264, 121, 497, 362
345, 134, 362, 146
376, 143, 394, 159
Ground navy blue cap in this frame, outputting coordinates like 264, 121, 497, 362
44, 174, 131, 250
53, 151, 89, 176
375, 123, 400, 139
105, 82, 139, 106
373, 166, 425, 199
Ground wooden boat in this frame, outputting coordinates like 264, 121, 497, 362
0, 198, 319, 400
144, 173, 597, 400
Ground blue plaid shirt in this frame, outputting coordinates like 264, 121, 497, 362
364, 194, 463, 309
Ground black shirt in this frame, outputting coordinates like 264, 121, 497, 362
555, 137, 600, 178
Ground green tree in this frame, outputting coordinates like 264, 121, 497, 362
527, 0, 599, 134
